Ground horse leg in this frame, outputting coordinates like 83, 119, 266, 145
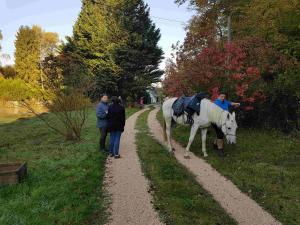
201, 128, 208, 157
165, 117, 174, 153
185, 125, 199, 159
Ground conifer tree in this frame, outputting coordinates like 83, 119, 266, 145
63, 0, 127, 97
15, 26, 41, 83
114, 0, 163, 99
65, 0, 163, 99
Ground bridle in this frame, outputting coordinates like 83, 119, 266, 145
220, 111, 236, 138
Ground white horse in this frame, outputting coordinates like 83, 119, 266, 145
162, 97, 238, 158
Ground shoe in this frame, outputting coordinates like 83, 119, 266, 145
109, 153, 114, 157
114, 155, 121, 159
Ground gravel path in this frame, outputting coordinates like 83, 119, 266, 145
148, 107, 282, 225
104, 109, 164, 225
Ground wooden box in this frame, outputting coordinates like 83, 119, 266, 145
0, 162, 27, 185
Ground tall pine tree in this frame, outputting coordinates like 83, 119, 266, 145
63, 0, 127, 97
114, 0, 163, 99
15, 25, 41, 84
65, 0, 163, 99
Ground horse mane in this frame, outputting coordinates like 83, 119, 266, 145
202, 99, 226, 126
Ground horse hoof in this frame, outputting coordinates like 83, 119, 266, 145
204, 154, 208, 158
184, 155, 190, 159
172, 148, 176, 152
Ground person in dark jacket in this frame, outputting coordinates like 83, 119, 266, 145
107, 96, 126, 158
96, 94, 109, 152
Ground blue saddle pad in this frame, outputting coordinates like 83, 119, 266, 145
172, 92, 208, 117
172, 96, 192, 117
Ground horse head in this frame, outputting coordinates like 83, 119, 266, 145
221, 112, 238, 144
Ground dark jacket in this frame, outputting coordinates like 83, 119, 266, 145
107, 103, 126, 132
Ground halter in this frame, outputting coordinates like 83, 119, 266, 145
222, 123, 236, 137
220, 111, 236, 138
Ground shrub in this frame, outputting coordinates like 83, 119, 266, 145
0, 77, 41, 101
22, 87, 91, 141
0, 65, 16, 78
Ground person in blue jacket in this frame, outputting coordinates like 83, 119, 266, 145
213, 91, 240, 156
96, 94, 109, 152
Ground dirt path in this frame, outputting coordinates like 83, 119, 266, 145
104, 109, 164, 225
148, 107, 281, 225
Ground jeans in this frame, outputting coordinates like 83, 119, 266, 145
99, 127, 108, 150
109, 131, 122, 156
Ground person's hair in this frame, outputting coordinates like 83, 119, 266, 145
111, 96, 120, 104
100, 93, 108, 99
219, 90, 227, 96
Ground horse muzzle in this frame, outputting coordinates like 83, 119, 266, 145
226, 135, 236, 144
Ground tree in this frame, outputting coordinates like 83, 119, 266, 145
15, 25, 59, 86
65, 0, 163, 100
41, 31, 59, 59
64, 0, 127, 99
15, 26, 41, 84
113, 0, 164, 99
236, 0, 300, 60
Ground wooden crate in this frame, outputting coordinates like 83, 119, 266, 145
0, 162, 27, 185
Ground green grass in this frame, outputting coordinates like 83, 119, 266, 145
0, 107, 139, 225
0, 114, 31, 124
135, 110, 237, 225
157, 110, 300, 225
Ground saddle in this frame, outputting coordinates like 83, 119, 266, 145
172, 92, 209, 125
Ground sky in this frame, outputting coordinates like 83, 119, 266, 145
0, 0, 194, 68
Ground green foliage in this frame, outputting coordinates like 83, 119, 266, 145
114, 0, 164, 99
136, 110, 237, 225
14, 26, 41, 84
14, 25, 59, 86
65, 0, 163, 100
238, 0, 300, 60
0, 65, 16, 78
260, 66, 300, 131
63, 0, 126, 98
42, 52, 89, 90
157, 108, 300, 225
0, 77, 41, 101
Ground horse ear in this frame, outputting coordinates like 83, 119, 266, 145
227, 113, 230, 120
232, 112, 236, 118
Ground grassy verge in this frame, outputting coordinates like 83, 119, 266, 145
0, 114, 32, 124
135, 110, 237, 225
157, 109, 300, 225
0, 107, 139, 225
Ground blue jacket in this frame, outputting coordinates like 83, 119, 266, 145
214, 99, 232, 111
96, 102, 109, 128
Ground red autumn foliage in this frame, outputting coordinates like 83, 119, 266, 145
164, 37, 287, 111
